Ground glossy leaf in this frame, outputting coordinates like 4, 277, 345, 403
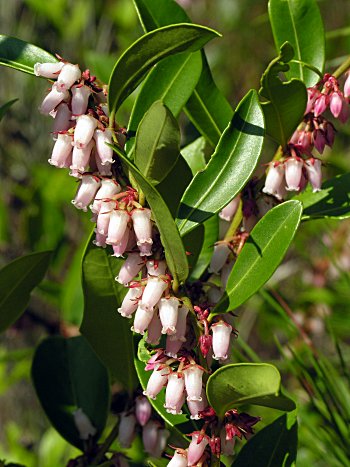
127, 51, 202, 154
259, 42, 307, 147
135, 101, 180, 185
0, 98, 18, 122
206, 363, 296, 418
112, 146, 189, 288
214, 200, 302, 315
176, 89, 264, 236
0, 251, 51, 333
189, 215, 218, 281
294, 173, 350, 220
0, 35, 57, 75
80, 236, 137, 391
269, 0, 325, 87
181, 136, 207, 175
108, 24, 220, 113
232, 412, 298, 467
31, 335, 109, 449
133, 0, 233, 147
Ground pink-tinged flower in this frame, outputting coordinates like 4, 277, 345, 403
207, 286, 223, 304
106, 210, 129, 246
344, 71, 350, 98
72, 174, 100, 211
313, 93, 328, 117
71, 84, 91, 117
135, 396, 152, 427
118, 412, 136, 448
74, 114, 98, 149
132, 306, 155, 335
40, 83, 69, 115
199, 334, 212, 359
183, 364, 204, 402
219, 218, 230, 240
165, 336, 183, 358
70, 139, 94, 172
170, 304, 189, 343
167, 389, 186, 415
146, 260, 167, 277
187, 389, 208, 420
145, 350, 166, 371
208, 243, 231, 274
90, 178, 121, 214
297, 130, 313, 153
220, 428, 235, 456
305, 158, 322, 192
159, 297, 179, 335
95, 156, 112, 176
146, 310, 162, 345
53, 103, 72, 135
164, 372, 185, 413
167, 449, 188, 467
93, 231, 107, 248
338, 98, 349, 123
56, 63, 81, 92
211, 320, 232, 361
219, 196, 240, 222
139, 276, 168, 311
34, 61, 64, 78
112, 226, 130, 258
96, 200, 114, 235
313, 129, 326, 154
94, 128, 114, 166
117, 285, 142, 318
284, 157, 304, 191
138, 241, 153, 256
73, 408, 96, 440
225, 410, 261, 440
220, 260, 234, 290
325, 122, 336, 147
143, 363, 169, 399
142, 420, 160, 455
116, 252, 144, 285
305, 88, 319, 114
187, 432, 209, 466
330, 91, 343, 118
131, 208, 153, 252
48, 133, 73, 168
262, 162, 285, 200
152, 427, 170, 459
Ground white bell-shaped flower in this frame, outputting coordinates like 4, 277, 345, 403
53, 103, 72, 136
159, 297, 179, 335
146, 260, 167, 277
112, 227, 130, 258
70, 139, 94, 172
73, 408, 96, 440
132, 306, 155, 335
90, 178, 121, 214
40, 83, 69, 115
146, 310, 162, 345
117, 285, 142, 318
208, 243, 231, 274
116, 252, 144, 285
187, 388, 208, 420
219, 196, 240, 221
48, 133, 73, 168
183, 364, 204, 402
167, 449, 188, 467
131, 208, 153, 253
164, 372, 185, 413
305, 158, 322, 192
96, 200, 114, 235
71, 84, 91, 117
72, 175, 101, 211
262, 162, 285, 200
170, 304, 189, 343
94, 128, 114, 165
187, 433, 208, 466
211, 320, 232, 361
34, 61, 64, 78
106, 210, 129, 246
118, 413, 136, 448
165, 336, 182, 358
93, 231, 107, 248
143, 363, 169, 400
74, 114, 98, 149
56, 63, 81, 92
139, 276, 168, 312
285, 157, 304, 191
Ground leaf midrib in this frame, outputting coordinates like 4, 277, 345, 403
285, 0, 303, 81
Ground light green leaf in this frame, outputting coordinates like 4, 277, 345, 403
176, 89, 264, 236
0, 251, 51, 333
214, 200, 302, 315
108, 23, 220, 114
181, 136, 207, 175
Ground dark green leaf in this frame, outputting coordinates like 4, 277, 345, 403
206, 363, 296, 418
183, 224, 205, 272
294, 173, 350, 220
259, 42, 307, 147
214, 200, 302, 315
135, 101, 180, 185
269, 0, 325, 87
113, 147, 189, 288
232, 412, 298, 467
176, 89, 264, 236
0, 251, 51, 333
133, 0, 190, 30
31, 335, 109, 449
0, 98, 18, 122
80, 236, 137, 391
108, 24, 220, 113
0, 35, 57, 75
181, 136, 207, 175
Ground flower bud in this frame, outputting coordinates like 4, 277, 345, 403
73, 408, 96, 440
330, 91, 343, 118
135, 396, 152, 427
305, 158, 322, 192
106, 210, 130, 246
313, 93, 328, 117
117, 285, 142, 318
159, 297, 179, 335
344, 72, 350, 98
146, 311, 162, 345
187, 432, 208, 466
208, 243, 231, 274
56, 63, 81, 92
139, 276, 168, 312
284, 157, 303, 191
71, 84, 91, 117
94, 128, 114, 165
90, 179, 121, 214
40, 83, 69, 115
164, 372, 185, 413
118, 413, 136, 448
313, 129, 326, 154
262, 162, 284, 199
338, 98, 349, 123
53, 103, 72, 135
143, 363, 169, 399
34, 61, 64, 78
72, 174, 101, 211
70, 139, 94, 172
74, 114, 98, 149
116, 252, 144, 285
132, 306, 155, 335
48, 133, 73, 168
211, 320, 232, 361
183, 364, 203, 402
305, 88, 319, 114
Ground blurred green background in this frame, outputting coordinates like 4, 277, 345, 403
1, 0, 350, 465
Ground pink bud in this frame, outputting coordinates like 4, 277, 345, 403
285, 157, 304, 191
170, 304, 189, 343
208, 243, 231, 274
142, 420, 160, 455
116, 252, 144, 285
132, 305, 155, 335
330, 91, 343, 118
183, 365, 204, 402
117, 285, 142, 318
146, 260, 167, 277
48, 133, 73, 168
70, 139, 94, 172
73, 408, 96, 440
297, 130, 313, 153
168, 449, 188, 467
93, 231, 107, 248
111, 226, 130, 258
72, 175, 101, 211
211, 320, 232, 361
139, 276, 168, 311
34, 61, 64, 78
71, 84, 91, 117
90, 179, 121, 214
159, 297, 179, 335
53, 103, 72, 135
187, 433, 208, 466
344, 72, 350, 98
56, 63, 81, 92
135, 396, 152, 427
143, 363, 169, 399
219, 196, 240, 222
131, 208, 153, 253
96, 200, 114, 235
305, 88, 319, 114
94, 128, 114, 165
164, 372, 185, 413
313, 93, 328, 117
262, 162, 285, 200
118, 413, 136, 448
74, 115, 98, 149
187, 389, 208, 420
305, 158, 322, 192
146, 310, 162, 345
40, 83, 69, 115
325, 122, 336, 147
313, 129, 326, 154
106, 210, 129, 246
338, 98, 349, 123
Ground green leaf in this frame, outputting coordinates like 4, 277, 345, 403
206, 363, 296, 419
0, 35, 57, 75
135, 101, 180, 185
259, 42, 307, 147
31, 335, 109, 449
0, 251, 51, 333
127, 51, 202, 154
80, 236, 137, 392
232, 412, 298, 467
176, 89, 264, 236
108, 23, 220, 114
112, 146, 189, 288
294, 173, 350, 220
133, 0, 233, 147
0, 98, 18, 122
268, 0, 325, 87
181, 136, 207, 175
214, 200, 302, 315
189, 215, 218, 281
